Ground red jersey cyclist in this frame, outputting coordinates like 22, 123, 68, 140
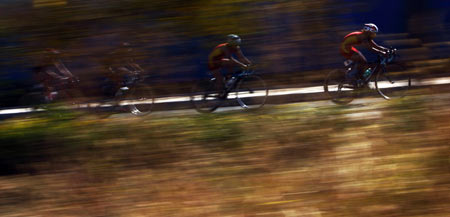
340, 23, 390, 86
33, 48, 78, 101
208, 34, 252, 94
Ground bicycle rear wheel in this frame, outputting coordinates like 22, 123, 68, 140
324, 69, 356, 105
235, 75, 268, 109
190, 79, 222, 113
375, 63, 411, 100
124, 85, 155, 116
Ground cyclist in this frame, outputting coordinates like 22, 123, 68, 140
33, 48, 78, 101
208, 34, 252, 96
340, 23, 390, 86
102, 42, 142, 90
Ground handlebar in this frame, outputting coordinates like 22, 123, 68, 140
379, 48, 397, 65
240, 63, 256, 71
387, 48, 397, 56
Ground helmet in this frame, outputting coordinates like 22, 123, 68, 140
363, 23, 379, 33
227, 34, 241, 46
43, 48, 60, 60
45, 48, 60, 55
121, 42, 133, 52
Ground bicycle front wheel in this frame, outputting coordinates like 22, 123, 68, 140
190, 79, 222, 113
124, 85, 155, 116
324, 69, 356, 105
375, 63, 411, 100
235, 75, 268, 110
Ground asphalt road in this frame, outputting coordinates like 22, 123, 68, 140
1, 75, 449, 118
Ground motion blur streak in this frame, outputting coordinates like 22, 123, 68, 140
0, 0, 449, 216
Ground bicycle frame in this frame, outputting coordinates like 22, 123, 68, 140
235, 69, 256, 77
224, 69, 256, 91
118, 61, 151, 88
359, 52, 397, 86
191, 67, 268, 112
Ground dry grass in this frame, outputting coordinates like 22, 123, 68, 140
0, 94, 450, 216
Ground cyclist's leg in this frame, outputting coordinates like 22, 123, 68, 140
345, 48, 367, 86
341, 48, 358, 81
350, 48, 368, 77
220, 58, 235, 74
60, 80, 82, 104
211, 69, 225, 93
209, 60, 227, 91
44, 79, 59, 102
116, 67, 133, 85
108, 71, 122, 89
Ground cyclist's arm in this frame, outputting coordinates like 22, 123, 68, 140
128, 62, 144, 73
368, 40, 389, 55
54, 60, 75, 78
235, 46, 252, 66
230, 56, 248, 68
45, 68, 66, 80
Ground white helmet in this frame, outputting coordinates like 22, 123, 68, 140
227, 34, 241, 46
363, 23, 379, 33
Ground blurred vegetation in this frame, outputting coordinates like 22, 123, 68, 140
1, 95, 449, 216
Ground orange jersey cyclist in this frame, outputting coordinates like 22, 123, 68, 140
208, 34, 251, 93
340, 23, 390, 85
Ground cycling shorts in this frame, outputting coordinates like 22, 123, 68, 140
208, 60, 224, 71
340, 47, 359, 59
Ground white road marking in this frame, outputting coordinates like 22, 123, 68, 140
2, 76, 450, 115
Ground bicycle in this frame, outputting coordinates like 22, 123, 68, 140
19, 77, 83, 110
191, 68, 268, 113
324, 49, 411, 104
95, 62, 155, 116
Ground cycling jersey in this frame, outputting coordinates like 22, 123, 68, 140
208, 43, 238, 70
340, 31, 364, 59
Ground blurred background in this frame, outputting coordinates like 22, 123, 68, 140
0, 0, 449, 106
0, 1, 450, 217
